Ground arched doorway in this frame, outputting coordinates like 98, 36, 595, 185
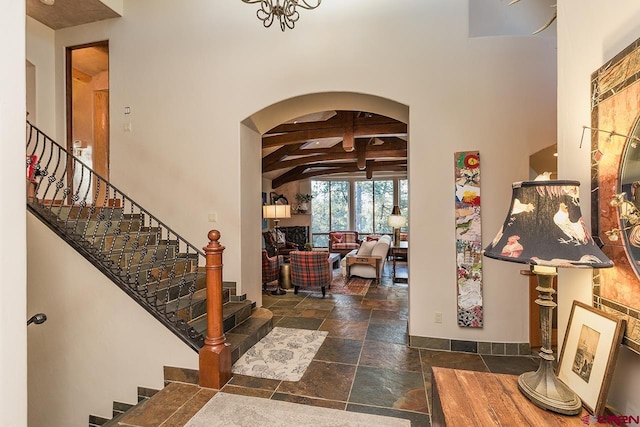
240, 92, 410, 306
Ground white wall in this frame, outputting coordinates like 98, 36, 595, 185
26, 17, 56, 135
27, 214, 198, 426
32, 0, 557, 347
0, 2, 26, 426
558, 0, 640, 415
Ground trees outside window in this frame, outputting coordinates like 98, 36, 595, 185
311, 178, 406, 247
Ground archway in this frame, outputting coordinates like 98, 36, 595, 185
239, 92, 409, 307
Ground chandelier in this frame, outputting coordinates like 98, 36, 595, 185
241, 0, 321, 31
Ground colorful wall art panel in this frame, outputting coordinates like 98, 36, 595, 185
454, 151, 483, 327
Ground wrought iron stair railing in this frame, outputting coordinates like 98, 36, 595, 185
26, 121, 207, 351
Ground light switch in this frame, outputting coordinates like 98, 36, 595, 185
124, 123, 132, 132
208, 212, 217, 222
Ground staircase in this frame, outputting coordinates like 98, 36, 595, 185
26, 121, 273, 420
89, 365, 217, 426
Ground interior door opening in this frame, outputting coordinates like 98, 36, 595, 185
65, 41, 110, 205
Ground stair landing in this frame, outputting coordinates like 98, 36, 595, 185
95, 307, 273, 426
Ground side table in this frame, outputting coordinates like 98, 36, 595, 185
389, 241, 408, 283
279, 263, 291, 290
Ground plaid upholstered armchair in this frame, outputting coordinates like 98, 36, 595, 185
289, 251, 332, 297
262, 250, 283, 291
328, 231, 361, 256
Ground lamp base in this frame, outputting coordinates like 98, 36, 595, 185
271, 286, 286, 295
518, 358, 582, 415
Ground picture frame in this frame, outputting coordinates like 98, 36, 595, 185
557, 301, 626, 416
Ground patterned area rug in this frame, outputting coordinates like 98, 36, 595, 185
330, 271, 372, 296
232, 327, 327, 381
184, 392, 410, 427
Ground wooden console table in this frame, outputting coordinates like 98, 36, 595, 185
345, 255, 382, 283
431, 367, 587, 426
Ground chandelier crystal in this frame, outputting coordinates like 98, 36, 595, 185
241, 0, 321, 31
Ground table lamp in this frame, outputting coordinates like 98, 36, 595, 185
388, 205, 407, 246
262, 204, 291, 295
483, 179, 613, 415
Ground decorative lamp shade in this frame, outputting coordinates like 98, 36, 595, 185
388, 214, 407, 228
388, 206, 407, 228
262, 204, 291, 220
483, 180, 613, 269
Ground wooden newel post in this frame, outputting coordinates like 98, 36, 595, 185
198, 230, 232, 389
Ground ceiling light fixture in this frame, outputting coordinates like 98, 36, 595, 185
241, 0, 321, 31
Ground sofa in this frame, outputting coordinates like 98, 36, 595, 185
343, 235, 391, 283
328, 231, 361, 257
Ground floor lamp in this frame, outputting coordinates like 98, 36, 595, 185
262, 204, 291, 295
388, 205, 407, 246
483, 179, 613, 415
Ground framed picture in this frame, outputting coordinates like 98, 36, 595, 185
557, 301, 626, 416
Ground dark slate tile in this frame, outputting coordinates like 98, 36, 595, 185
450, 340, 477, 353
365, 322, 408, 345
349, 366, 428, 414
481, 355, 540, 376
275, 316, 324, 330
359, 340, 422, 372
314, 337, 363, 365
420, 349, 488, 373
276, 361, 356, 401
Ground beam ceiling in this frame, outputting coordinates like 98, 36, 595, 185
263, 111, 408, 188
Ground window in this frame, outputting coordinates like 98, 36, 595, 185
355, 180, 394, 234
399, 179, 408, 231
311, 181, 350, 247
311, 178, 407, 247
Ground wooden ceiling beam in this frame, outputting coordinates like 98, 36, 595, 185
262, 122, 407, 148
262, 149, 407, 173
356, 139, 367, 170
272, 162, 407, 187
265, 111, 397, 134
262, 143, 303, 170
342, 112, 355, 152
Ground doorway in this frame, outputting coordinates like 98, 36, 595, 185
528, 143, 558, 348
65, 41, 110, 204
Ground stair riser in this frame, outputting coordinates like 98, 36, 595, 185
146, 260, 199, 282
175, 298, 207, 322
150, 278, 213, 303
56, 206, 123, 221
110, 246, 178, 268
91, 233, 159, 252
74, 219, 142, 237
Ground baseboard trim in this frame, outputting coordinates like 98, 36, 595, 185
409, 335, 531, 356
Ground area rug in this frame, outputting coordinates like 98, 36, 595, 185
184, 392, 410, 427
231, 327, 327, 381
330, 271, 372, 296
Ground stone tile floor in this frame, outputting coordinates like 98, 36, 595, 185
217, 263, 541, 427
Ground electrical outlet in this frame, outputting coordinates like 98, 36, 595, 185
434, 312, 442, 323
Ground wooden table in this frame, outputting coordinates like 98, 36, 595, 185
389, 241, 408, 283
345, 254, 382, 283
431, 367, 588, 426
